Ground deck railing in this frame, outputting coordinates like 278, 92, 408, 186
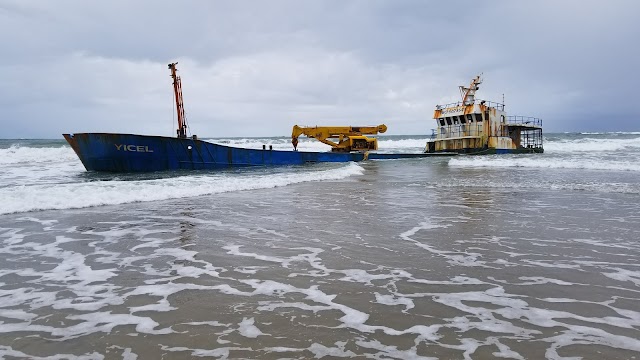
430, 123, 484, 140
519, 128, 543, 149
429, 120, 543, 148
506, 116, 544, 149
435, 99, 505, 111
506, 116, 542, 127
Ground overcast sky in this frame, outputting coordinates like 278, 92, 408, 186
1, 0, 639, 138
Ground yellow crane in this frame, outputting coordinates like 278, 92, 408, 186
291, 124, 387, 152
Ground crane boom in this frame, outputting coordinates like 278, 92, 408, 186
291, 124, 387, 152
168, 62, 188, 138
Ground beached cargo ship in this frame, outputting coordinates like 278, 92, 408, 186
425, 75, 543, 154
64, 63, 445, 173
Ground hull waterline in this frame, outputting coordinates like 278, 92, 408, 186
63, 133, 364, 172
64, 133, 452, 172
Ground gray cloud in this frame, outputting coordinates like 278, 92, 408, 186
1, 0, 639, 138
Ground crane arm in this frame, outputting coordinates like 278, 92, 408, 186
292, 125, 387, 139
168, 62, 188, 138
291, 124, 387, 152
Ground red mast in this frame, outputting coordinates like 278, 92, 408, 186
168, 62, 187, 138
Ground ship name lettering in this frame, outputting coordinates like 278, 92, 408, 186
114, 144, 154, 152
441, 106, 464, 114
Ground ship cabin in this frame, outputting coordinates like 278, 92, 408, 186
425, 75, 543, 154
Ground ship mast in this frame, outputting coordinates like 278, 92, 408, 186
168, 62, 188, 138
460, 74, 482, 106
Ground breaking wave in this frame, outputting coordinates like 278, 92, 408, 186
0, 163, 364, 215
448, 157, 640, 172
545, 136, 640, 153
0, 145, 77, 165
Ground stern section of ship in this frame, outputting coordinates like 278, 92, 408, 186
424, 103, 544, 155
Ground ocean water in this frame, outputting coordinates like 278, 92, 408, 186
0, 133, 639, 359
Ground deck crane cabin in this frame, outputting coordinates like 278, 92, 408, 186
425, 75, 544, 154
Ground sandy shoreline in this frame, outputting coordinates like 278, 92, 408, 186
1, 159, 639, 358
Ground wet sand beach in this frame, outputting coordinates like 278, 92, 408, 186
1, 156, 639, 359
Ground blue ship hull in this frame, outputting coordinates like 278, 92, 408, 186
64, 133, 450, 172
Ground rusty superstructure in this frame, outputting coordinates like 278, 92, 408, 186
425, 75, 543, 154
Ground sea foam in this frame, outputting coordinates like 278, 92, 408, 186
0, 163, 364, 215
0, 145, 77, 165
448, 157, 640, 172
544, 136, 640, 153
206, 136, 429, 153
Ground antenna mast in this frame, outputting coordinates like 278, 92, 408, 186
459, 74, 482, 106
168, 62, 187, 138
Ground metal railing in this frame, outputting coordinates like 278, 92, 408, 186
435, 99, 505, 111
506, 116, 542, 127
429, 114, 544, 149
430, 123, 484, 140
505, 116, 544, 149
519, 128, 543, 149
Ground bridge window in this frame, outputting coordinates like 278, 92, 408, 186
474, 114, 483, 122
439, 118, 445, 126
446, 118, 452, 125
